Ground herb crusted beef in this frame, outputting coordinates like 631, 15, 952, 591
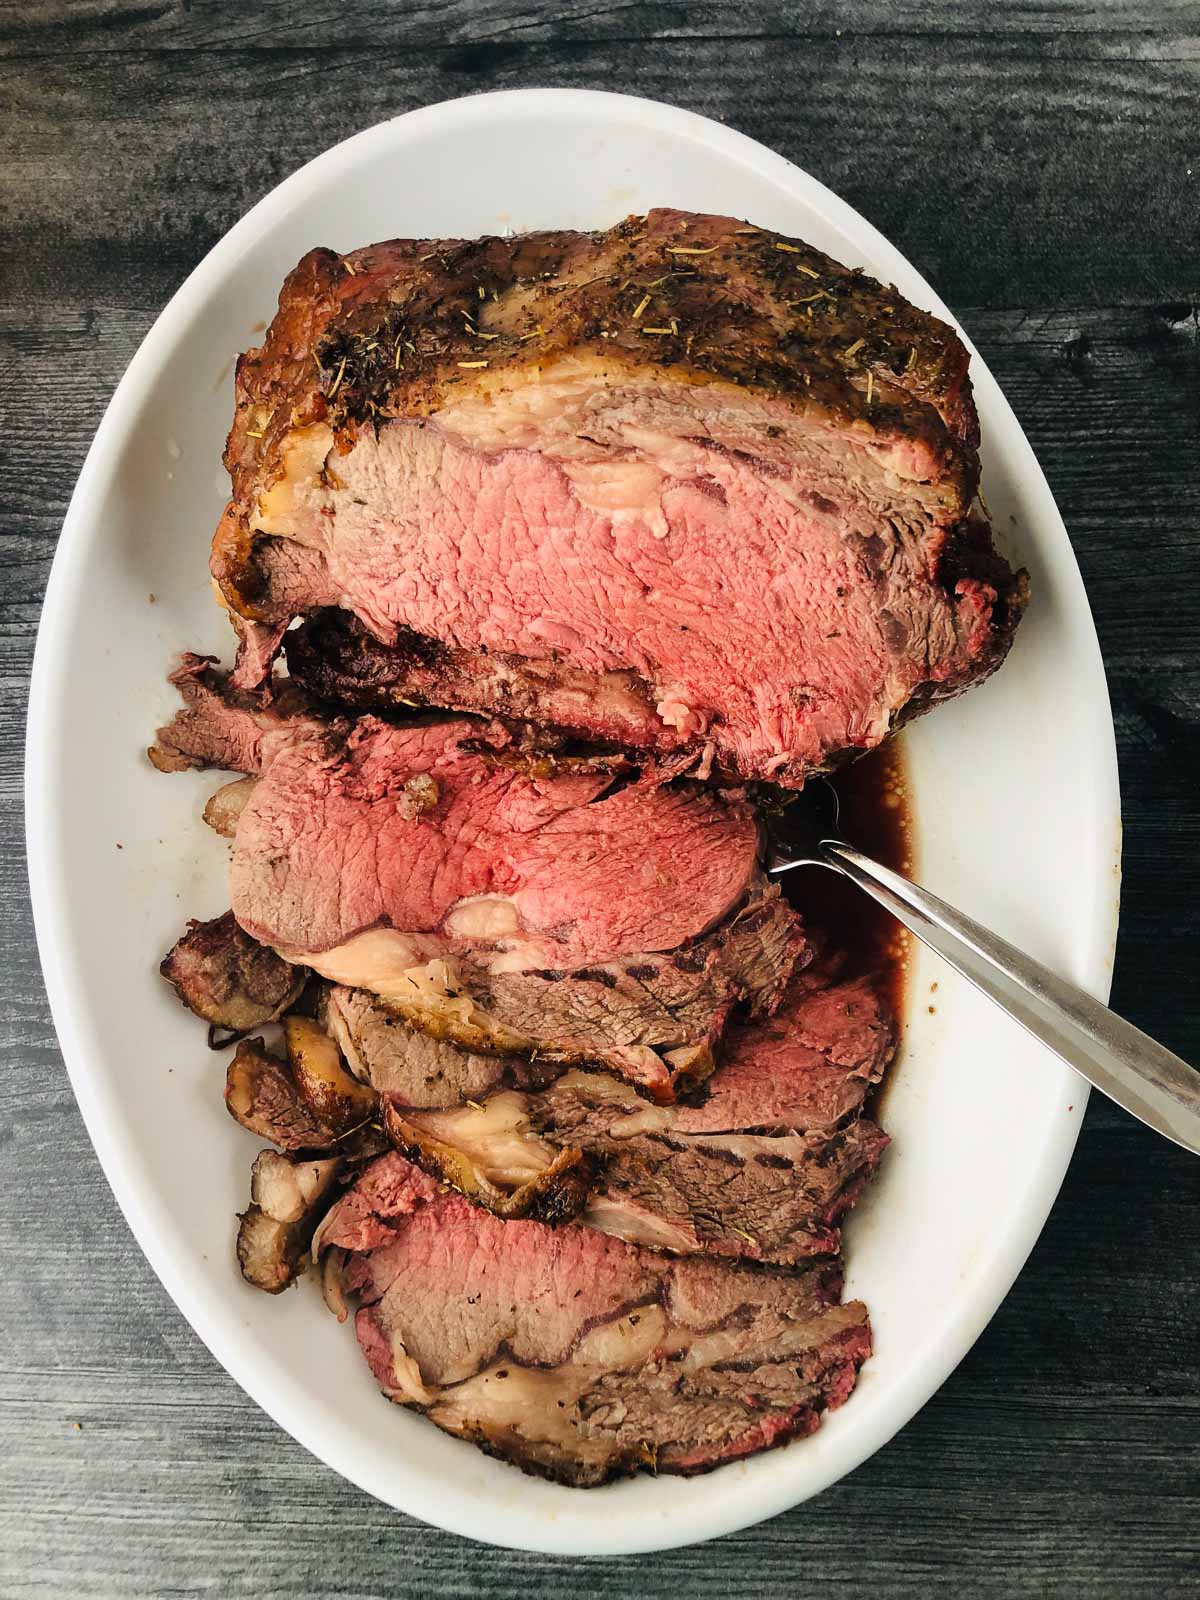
138, 204, 1029, 1489
214, 208, 1025, 785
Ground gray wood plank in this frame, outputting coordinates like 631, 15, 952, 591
3, 28, 1198, 310
4, 0, 1200, 53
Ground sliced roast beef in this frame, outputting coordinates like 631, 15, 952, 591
147, 655, 308, 774
315, 1150, 871, 1484
151, 659, 805, 1100
382, 1098, 593, 1225
213, 209, 1025, 786
160, 910, 305, 1037
223, 1028, 386, 1157
339, 973, 891, 1264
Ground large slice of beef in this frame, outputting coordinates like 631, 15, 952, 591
315, 1150, 871, 1484
334, 972, 892, 1265
213, 208, 1025, 786
151, 658, 805, 1099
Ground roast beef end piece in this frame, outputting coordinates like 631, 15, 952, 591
283, 1014, 379, 1135
320, 984, 508, 1105
160, 911, 305, 1033
237, 1149, 344, 1293
225, 1038, 338, 1151
148, 655, 315, 776
224, 1025, 388, 1162
216, 210, 1024, 786
319, 1151, 872, 1482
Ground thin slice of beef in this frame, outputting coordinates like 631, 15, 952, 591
315, 1150, 871, 1485
320, 984, 509, 1105
160, 911, 305, 1036
342, 973, 892, 1264
382, 1098, 592, 1225
224, 1031, 389, 1159
152, 659, 805, 1100
148, 655, 304, 774
212, 209, 1025, 786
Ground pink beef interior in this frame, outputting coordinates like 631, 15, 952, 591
317, 1150, 872, 1484
231, 712, 759, 964
255, 399, 988, 781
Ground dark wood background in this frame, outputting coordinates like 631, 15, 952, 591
2, 3, 1197, 1594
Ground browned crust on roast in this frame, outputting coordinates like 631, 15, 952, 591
213, 208, 981, 619
224, 1037, 337, 1150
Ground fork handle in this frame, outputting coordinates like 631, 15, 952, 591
818, 840, 1200, 1156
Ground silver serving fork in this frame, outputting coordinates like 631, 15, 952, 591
767, 779, 1200, 1155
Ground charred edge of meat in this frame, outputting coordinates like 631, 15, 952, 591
939, 516, 1031, 656
236, 1149, 344, 1293
381, 1099, 593, 1224
442, 1422, 660, 1490
285, 611, 666, 761
225, 1034, 388, 1158
284, 1014, 379, 1135
286, 611, 448, 698
160, 910, 306, 1032
238, 214, 977, 469
875, 517, 1030, 735
451, 1405, 833, 1488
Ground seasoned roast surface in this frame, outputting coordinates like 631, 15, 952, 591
213, 208, 1025, 786
137, 206, 1012, 1485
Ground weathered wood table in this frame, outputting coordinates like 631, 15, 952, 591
2, 4, 1196, 1594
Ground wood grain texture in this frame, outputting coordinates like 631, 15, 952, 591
1, 3, 1198, 1594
